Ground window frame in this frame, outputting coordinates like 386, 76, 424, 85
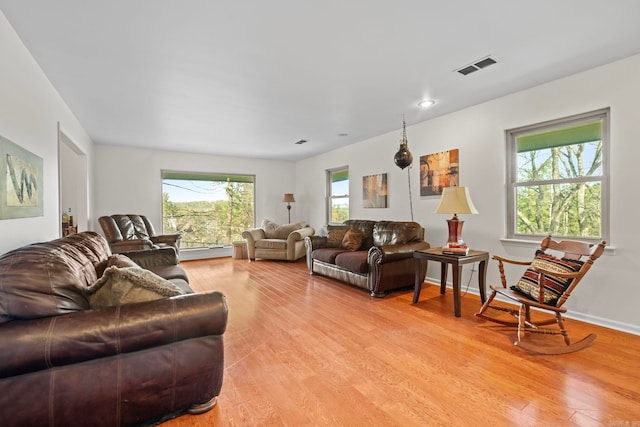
505, 108, 610, 243
326, 166, 349, 225
161, 170, 256, 249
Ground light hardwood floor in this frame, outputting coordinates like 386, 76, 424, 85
161, 257, 640, 427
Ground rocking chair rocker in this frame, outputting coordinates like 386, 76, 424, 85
475, 236, 606, 355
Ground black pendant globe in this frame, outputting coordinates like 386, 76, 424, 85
394, 118, 413, 169
394, 143, 413, 169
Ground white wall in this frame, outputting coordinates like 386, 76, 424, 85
2, 6, 638, 332
297, 54, 640, 333
0, 11, 94, 254
93, 145, 297, 232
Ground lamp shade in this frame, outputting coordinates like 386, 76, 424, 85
434, 186, 478, 215
283, 193, 296, 203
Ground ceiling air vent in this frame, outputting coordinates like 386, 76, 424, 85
294, 139, 307, 145
456, 55, 498, 76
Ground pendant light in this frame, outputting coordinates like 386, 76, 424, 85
394, 118, 413, 169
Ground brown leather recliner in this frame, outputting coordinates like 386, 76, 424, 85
99, 214, 182, 255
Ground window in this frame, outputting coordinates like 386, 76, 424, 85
506, 109, 609, 241
161, 171, 255, 249
327, 167, 349, 224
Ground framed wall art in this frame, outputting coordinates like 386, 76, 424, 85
419, 148, 459, 196
1, 134, 44, 219
363, 173, 388, 208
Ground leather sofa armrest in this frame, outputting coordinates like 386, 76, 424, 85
305, 235, 328, 250
110, 239, 156, 253
287, 227, 315, 243
0, 292, 227, 378
368, 241, 431, 264
150, 234, 182, 246
305, 235, 328, 271
123, 247, 179, 267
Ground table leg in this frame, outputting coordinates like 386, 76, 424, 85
440, 263, 447, 295
478, 259, 487, 303
412, 257, 421, 304
452, 264, 462, 317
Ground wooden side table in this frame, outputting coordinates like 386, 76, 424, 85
412, 248, 489, 317
232, 241, 248, 260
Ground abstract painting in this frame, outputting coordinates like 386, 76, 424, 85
1, 135, 43, 219
363, 173, 388, 208
419, 148, 459, 196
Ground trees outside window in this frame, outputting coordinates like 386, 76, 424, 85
327, 167, 349, 224
506, 109, 609, 241
162, 171, 254, 248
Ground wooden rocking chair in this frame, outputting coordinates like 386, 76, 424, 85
475, 236, 606, 355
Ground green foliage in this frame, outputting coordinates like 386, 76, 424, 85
331, 206, 349, 223
516, 141, 602, 237
162, 182, 254, 248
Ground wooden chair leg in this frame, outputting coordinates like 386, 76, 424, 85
476, 289, 497, 316
556, 312, 571, 346
517, 304, 527, 343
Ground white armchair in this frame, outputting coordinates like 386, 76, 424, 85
242, 219, 315, 261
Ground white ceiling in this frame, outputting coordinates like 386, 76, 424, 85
2, 1, 640, 161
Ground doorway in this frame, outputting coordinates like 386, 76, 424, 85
58, 123, 88, 236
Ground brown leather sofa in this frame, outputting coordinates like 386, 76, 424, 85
99, 214, 182, 255
0, 231, 227, 427
305, 220, 430, 297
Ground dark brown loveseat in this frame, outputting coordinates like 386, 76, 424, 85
305, 220, 430, 297
0, 232, 227, 427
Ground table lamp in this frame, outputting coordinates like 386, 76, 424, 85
434, 186, 478, 245
283, 193, 295, 223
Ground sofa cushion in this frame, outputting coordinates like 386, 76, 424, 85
511, 250, 584, 305
335, 251, 369, 274
373, 221, 422, 246
86, 266, 186, 308
341, 228, 364, 251
255, 239, 288, 250
312, 247, 349, 264
0, 232, 110, 323
261, 219, 307, 239
146, 265, 192, 293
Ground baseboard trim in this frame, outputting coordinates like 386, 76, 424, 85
180, 246, 232, 261
424, 275, 640, 337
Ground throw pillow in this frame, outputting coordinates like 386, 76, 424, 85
341, 228, 364, 251
107, 254, 139, 268
86, 266, 185, 308
95, 254, 139, 277
327, 226, 347, 247
261, 219, 307, 239
261, 219, 279, 238
511, 250, 584, 305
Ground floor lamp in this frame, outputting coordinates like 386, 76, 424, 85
283, 193, 295, 223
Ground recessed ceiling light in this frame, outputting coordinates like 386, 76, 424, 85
418, 99, 436, 108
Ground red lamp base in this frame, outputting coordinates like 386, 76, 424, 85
446, 215, 464, 245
